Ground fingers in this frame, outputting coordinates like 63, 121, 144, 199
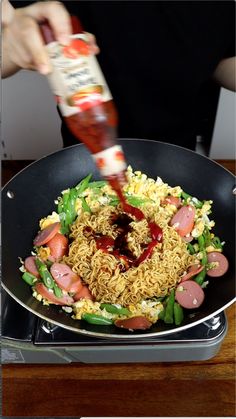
25, 1, 72, 45
85, 32, 100, 55
6, 13, 52, 74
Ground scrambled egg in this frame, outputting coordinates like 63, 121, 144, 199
39, 211, 60, 230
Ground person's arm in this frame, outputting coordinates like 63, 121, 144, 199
2, 0, 72, 78
213, 56, 236, 92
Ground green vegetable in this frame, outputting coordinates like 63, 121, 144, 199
75, 173, 92, 194
187, 243, 195, 255
53, 282, 63, 298
194, 267, 207, 286
88, 180, 107, 189
174, 302, 184, 326
202, 226, 211, 247
81, 313, 113, 325
100, 303, 130, 316
35, 259, 54, 289
158, 308, 166, 321
164, 289, 175, 324
198, 235, 205, 251
22, 272, 37, 286
81, 197, 91, 213
201, 249, 208, 266
126, 196, 151, 207
212, 236, 223, 250
181, 191, 191, 201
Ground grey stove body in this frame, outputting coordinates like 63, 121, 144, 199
1, 290, 227, 364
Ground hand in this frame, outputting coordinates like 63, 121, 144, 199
3, 1, 72, 76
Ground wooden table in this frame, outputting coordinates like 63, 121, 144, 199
2, 159, 235, 417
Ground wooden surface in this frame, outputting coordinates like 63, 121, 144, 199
2, 159, 236, 417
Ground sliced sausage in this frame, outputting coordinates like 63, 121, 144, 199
47, 233, 69, 259
33, 222, 60, 246
170, 205, 195, 237
73, 285, 94, 301
175, 280, 205, 309
207, 252, 229, 277
24, 256, 40, 278
50, 263, 83, 293
35, 283, 74, 305
180, 264, 204, 282
182, 235, 193, 243
162, 196, 182, 208
115, 316, 152, 330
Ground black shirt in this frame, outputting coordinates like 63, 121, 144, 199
13, 1, 235, 149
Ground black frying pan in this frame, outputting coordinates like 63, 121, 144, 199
2, 139, 235, 338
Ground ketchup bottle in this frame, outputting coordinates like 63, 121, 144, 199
40, 16, 127, 187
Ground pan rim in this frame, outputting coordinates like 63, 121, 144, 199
2, 282, 235, 340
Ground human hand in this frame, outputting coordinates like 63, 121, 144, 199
3, 1, 72, 75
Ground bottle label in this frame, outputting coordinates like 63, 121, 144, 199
46, 34, 112, 116
93, 145, 127, 177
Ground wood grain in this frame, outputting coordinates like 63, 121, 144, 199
2, 159, 235, 417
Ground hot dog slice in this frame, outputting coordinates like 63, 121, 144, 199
175, 280, 205, 309
33, 222, 60, 246
35, 283, 74, 305
170, 205, 195, 237
74, 285, 94, 301
50, 263, 83, 293
47, 233, 69, 259
162, 196, 182, 208
180, 264, 204, 282
115, 316, 152, 330
24, 256, 40, 278
207, 252, 229, 277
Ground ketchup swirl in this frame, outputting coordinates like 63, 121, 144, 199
95, 179, 163, 269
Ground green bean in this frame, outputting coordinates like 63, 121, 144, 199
81, 197, 91, 213
88, 180, 107, 189
174, 302, 184, 326
126, 196, 151, 207
35, 259, 54, 289
81, 313, 113, 325
164, 289, 175, 324
194, 267, 207, 286
158, 308, 166, 321
212, 236, 223, 250
187, 243, 195, 255
181, 191, 191, 201
201, 249, 208, 266
22, 272, 37, 286
100, 303, 130, 316
198, 235, 205, 251
75, 173, 92, 195
53, 282, 63, 298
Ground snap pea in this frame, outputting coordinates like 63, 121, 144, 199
202, 226, 211, 247
174, 302, 184, 326
194, 267, 207, 286
100, 303, 130, 316
22, 272, 37, 286
164, 289, 175, 324
35, 259, 54, 289
81, 313, 113, 325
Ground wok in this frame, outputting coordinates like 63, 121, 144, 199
2, 139, 235, 338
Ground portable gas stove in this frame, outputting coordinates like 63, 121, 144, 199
1, 289, 228, 364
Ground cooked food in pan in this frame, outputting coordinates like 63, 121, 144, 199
20, 167, 229, 330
